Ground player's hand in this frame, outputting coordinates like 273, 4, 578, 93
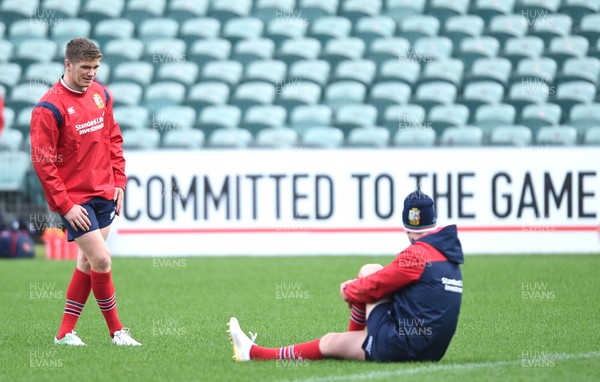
114, 187, 124, 216
64, 205, 91, 232
339, 279, 354, 307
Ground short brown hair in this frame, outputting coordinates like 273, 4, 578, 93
65, 37, 103, 63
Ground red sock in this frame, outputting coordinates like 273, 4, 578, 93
57, 268, 92, 339
90, 269, 123, 336
250, 339, 323, 360
348, 303, 366, 331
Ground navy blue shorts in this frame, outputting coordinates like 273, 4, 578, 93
362, 303, 412, 362
60, 197, 117, 242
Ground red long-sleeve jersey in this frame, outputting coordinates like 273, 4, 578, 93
30, 78, 126, 215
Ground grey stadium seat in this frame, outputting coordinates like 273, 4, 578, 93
162, 129, 205, 149
202, 60, 243, 89
255, 126, 299, 148
490, 125, 533, 146
168, 0, 209, 22
385, 0, 426, 24
93, 19, 135, 46
80, 0, 125, 24
583, 127, 600, 145
223, 17, 264, 44
440, 126, 484, 146
113, 106, 150, 131
143, 81, 186, 110
400, 15, 440, 44
324, 80, 367, 111
309, 16, 352, 44
112, 62, 154, 87
290, 104, 333, 130
242, 105, 287, 135
210, 0, 253, 23
185, 82, 230, 110
443, 15, 484, 47
393, 128, 436, 147
0, 129, 24, 151
244, 60, 287, 85
302, 126, 344, 148
426, 104, 470, 136
138, 18, 180, 43
320, 38, 365, 71
0, 63, 22, 88
208, 127, 253, 148
347, 126, 390, 148
334, 104, 378, 136
475, 104, 517, 130
122, 129, 161, 150
536, 125, 578, 145
289, 60, 330, 87
156, 62, 199, 88
180, 17, 221, 44
107, 82, 143, 107
198, 105, 242, 138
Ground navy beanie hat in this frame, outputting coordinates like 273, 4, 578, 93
402, 190, 437, 233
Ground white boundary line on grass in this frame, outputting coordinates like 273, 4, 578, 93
292, 351, 600, 382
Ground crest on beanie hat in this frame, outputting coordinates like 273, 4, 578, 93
402, 190, 437, 232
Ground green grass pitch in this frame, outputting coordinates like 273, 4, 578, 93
1, 253, 599, 382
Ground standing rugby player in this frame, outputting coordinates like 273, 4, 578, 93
31, 37, 140, 346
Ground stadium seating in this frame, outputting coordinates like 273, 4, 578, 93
0, 0, 599, 152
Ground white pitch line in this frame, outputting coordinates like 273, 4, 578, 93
291, 351, 600, 382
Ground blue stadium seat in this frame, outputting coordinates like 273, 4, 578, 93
569, 103, 600, 137
458, 81, 505, 116
107, 82, 143, 107
529, 14, 573, 46
332, 59, 377, 86
290, 105, 333, 131
255, 127, 299, 148
0, 128, 23, 151
102, 38, 144, 68
242, 105, 287, 135
393, 127, 436, 147
209, 0, 253, 23
253, 0, 296, 23
324, 80, 366, 111
419, 59, 464, 86
383, 104, 427, 135
223, 17, 264, 45
519, 103, 562, 135
377, 59, 421, 89
201, 60, 243, 89
413, 36, 453, 61
289, 60, 330, 86
152, 105, 196, 137
457, 36, 500, 70
22, 62, 63, 85
516, 0, 561, 23
309, 16, 352, 45
401, 16, 440, 44
334, 103, 378, 136
354, 16, 396, 45
9, 20, 48, 45
167, 0, 209, 22
428, 0, 470, 24
122, 129, 161, 150
1, 0, 41, 27
232, 38, 275, 65
426, 104, 470, 136
231, 81, 276, 112
302, 126, 344, 148
486, 15, 528, 48
384, 0, 426, 24
162, 129, 205, 149
185, 82, 230, 110
545, 36, 589, 70
412, 81, 457, 112
368, 37, 410, 66
277, 82, 322, 112
553, 81, 597, 118
50, 19, 92, 46
369, 82, 412, 121
79, 0, 125, 24
340, 0, 382, 20
0, 63, 21, 88
143, 81, 186, 110
475, 103, 517, 130
321, 38, 366, 71
440, 126, 484, 146
298, 0, 339, 22
583, 126, 600, 145
244, 60, 287, 85
93, 19, 135, 47
139, 18, 180, 43
180, 18, 220, 45
143, 39, 187, 69
556, 57, 600, 85
471, 0, 515, 25
576, 14, 600, 47
266, 14, 308, 49
123, 0, 167, 26
114, 106, 150, 130
348, 126, 390, 148
489, 125, 533, 146
197, 105, 242, 137
506, 81, 551, 114
536, 125, 578, 145
6, 83, 49, 115
443, 15, 485, 47
277, 38, 321, 65
112, 62, 154, 87
560, 0, 600, 27
208, 127, 253, 148
189, 39, 232, 68
501, 36, 545, 68
156, 62, 199, 88
511, 57, 557, 86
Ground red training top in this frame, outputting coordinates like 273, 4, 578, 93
30, 78, 126, 215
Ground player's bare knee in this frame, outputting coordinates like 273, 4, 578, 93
90, 250, 112, 272
358, 263, 384, 278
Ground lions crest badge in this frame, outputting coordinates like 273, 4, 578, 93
408, 207, 421, 226
93, 93, 105, 109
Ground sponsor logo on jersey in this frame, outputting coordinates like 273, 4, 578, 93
75, 116, 104, 135
67, 107, 76, 115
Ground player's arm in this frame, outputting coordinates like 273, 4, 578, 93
30, 106, 74, 216
342, 245, 428, 304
